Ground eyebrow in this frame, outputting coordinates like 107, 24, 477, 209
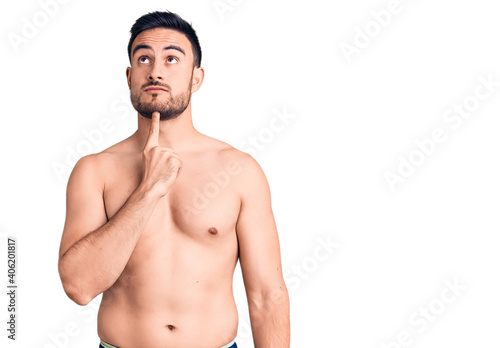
132, 44, 186, 57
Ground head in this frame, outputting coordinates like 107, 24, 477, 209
126, 11, 204, 120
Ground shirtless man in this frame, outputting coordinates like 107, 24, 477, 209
57, 11, 290, 348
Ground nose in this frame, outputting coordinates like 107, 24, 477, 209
148, 61, 164, 81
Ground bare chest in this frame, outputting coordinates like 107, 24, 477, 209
102, 153, 243, 240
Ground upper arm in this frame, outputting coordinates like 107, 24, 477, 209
235, 154, 286, 301
58, 154, 108, 260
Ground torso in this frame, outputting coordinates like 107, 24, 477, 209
96, 134, 245, 348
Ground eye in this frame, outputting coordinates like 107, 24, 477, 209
166, 56, 179, 64
138, 56, 150, 64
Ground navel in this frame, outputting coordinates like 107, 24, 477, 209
208, 227, 218, 235
166, 324, 176, 330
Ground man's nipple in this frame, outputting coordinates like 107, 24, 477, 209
208, 227, 218, 235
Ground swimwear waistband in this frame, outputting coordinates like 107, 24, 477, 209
220, 339, 237, 348
99, 338, 237, 348
100, 340, 119, 348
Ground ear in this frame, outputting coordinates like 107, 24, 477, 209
190, 66, 205, 93
126, 66, 131, 90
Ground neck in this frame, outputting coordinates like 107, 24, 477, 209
133, 103, 200, 152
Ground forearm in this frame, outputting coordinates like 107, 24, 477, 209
59, 184, 158, 304
249, 287, 291, 348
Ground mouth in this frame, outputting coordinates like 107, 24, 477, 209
144, 87, 168, 93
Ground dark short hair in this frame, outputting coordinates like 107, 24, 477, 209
127, 11, 202, 68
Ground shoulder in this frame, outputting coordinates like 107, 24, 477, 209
77, 135, 137, 168
67, 153, 110, 195
69, 138, 133, 187
206, 138, 270, 201
203, 136, 266, 180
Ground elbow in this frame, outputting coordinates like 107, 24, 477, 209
250, 283, 290, 309
268, 285, 289, 308
58, 259, 93, 306
63, 283, 93, 306
248, 285, 290, 328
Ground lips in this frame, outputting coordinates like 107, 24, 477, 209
145, 87, 167, 92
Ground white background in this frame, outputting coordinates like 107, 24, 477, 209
1, 0, 500, 347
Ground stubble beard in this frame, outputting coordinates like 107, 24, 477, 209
131, 82, 192, 121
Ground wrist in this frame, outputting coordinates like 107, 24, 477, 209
135, 181, 162, 201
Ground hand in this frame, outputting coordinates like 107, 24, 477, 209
140, 112, 182, 198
